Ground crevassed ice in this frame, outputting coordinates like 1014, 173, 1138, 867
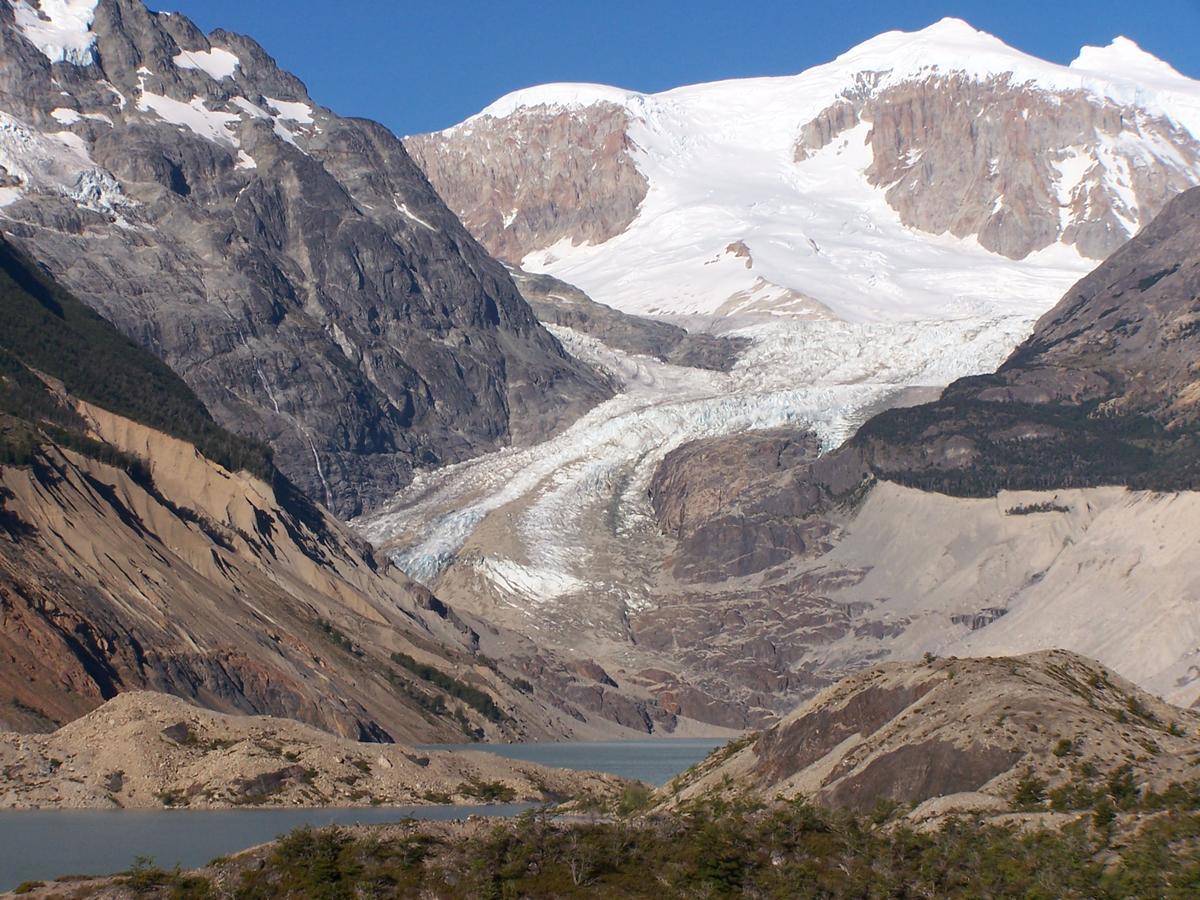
9, 0, 100, 66
363, 314, 1037, 617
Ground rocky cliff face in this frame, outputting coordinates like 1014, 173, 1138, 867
852, 184, 1200, 493
648, 428, 831, 582
795, 74, 1200, 260
669, 651, 1200, 814
0, 237, 581, 742
510, 268, 747, 371
405, 103, 646, 265
0, 0, 610, 517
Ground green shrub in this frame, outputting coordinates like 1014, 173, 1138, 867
390, 652, 505, 722
1013, 775, 1048, 809
616, 782, 654, 817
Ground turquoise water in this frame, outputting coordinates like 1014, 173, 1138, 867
421, 738, 726, 786
0, 739, 727, 889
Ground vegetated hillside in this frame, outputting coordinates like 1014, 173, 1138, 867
667, 650, 1200, 814
0, 237, 271, 479
0, 239, 570, 741
851, 185, 1200, 495
0, 0, 610, 517
0, 691, 622, 810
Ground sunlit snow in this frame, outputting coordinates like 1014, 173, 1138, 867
462, 19, 1200, 324
172, 47, 240, 81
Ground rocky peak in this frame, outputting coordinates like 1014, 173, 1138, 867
0, 0, 610, 517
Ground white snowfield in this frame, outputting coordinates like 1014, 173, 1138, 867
460, 18, 1200, 322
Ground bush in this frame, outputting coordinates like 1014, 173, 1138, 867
390, 652, 505, 723
1013, 775, 1047, 809
616, 782, 654, 817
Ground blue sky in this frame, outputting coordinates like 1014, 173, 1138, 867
148, 1, 1200, 136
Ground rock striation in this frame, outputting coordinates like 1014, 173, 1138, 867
669, 651, 1200, 814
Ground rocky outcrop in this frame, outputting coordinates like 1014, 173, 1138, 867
0, 691, 624, 809
668, 651, 1200, 813
0, 0, 610, 517
794, 75, 1200, 259
511, 268, 747, 371
405, 103, 647, 265
849, 185, 1200, 493
648, 428, 832, 581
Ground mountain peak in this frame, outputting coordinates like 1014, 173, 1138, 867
1070, 36, 1191, 88
471, 82, 641, 124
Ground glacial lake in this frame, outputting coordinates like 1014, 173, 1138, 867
0, 739, 725, 890
420, 737, 726, 786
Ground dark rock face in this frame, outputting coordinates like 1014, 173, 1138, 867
648, 428, 832, 581
0, 0, 610, 517
752, 683, 937, 786
822, 739, 1023, 810
511, 269, 748, 372
849, 185, 1200, 495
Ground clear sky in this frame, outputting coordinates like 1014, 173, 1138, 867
147, 0, 1200, 136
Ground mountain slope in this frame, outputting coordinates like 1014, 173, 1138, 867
669, 651, 1200, 814
852, 184, 1200, 493
0, 0, 610, 517
630, 185, 1200, 721
0, 236, 570, 741
407, 18, 1200, 322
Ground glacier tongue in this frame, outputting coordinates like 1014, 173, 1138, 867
359, 314, 1037, 619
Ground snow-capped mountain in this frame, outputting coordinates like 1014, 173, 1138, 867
407, 18, 1200, 321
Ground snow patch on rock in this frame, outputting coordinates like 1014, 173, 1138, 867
172, 47, 240, 81
137, 90, 241, 147
266, 97, 314, 124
